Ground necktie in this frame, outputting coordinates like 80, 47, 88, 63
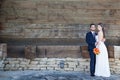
93, 32, 95, 38
93, 32, 96, 41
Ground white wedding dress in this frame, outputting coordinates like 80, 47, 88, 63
95, 36, 111, 77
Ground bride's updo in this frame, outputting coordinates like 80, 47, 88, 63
98, 23, 105, 38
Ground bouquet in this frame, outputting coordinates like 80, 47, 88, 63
93, 48, 100, 55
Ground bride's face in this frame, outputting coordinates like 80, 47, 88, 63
97, 25, 102, 31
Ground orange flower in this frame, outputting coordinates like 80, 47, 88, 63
93, 48, 100, 55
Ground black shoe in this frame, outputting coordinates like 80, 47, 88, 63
90, 74, 95, 77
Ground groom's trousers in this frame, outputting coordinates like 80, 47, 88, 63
89, 50, 96, 75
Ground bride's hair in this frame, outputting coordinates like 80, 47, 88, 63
98, 23, 105, 38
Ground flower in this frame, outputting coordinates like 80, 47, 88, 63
93, 48, 100, 55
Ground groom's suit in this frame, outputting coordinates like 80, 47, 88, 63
86, 31, 97, 76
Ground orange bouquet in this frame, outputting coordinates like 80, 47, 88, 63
93, 48, 100, 55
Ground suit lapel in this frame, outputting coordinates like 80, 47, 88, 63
90, 32, 94, 38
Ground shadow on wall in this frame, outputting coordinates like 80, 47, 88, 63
7, 45, 114, 59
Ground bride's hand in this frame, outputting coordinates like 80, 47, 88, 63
102, 38, 106, 42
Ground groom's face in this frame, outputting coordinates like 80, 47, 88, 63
90, 25, 96, 31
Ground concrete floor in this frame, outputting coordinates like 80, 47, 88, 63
0, 70, 120, 80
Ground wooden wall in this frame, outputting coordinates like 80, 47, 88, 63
0, 0, 120, 41
0, 0, 119, 58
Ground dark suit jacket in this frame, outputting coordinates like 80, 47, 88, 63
86, 32, 97, 51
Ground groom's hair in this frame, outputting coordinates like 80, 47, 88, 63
90, 24, 95, 28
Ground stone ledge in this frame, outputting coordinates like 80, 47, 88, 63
1, 58, 120, 74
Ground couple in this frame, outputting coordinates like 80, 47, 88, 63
86, 23, 110, 77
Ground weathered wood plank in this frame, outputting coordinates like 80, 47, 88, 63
0, 0, 120, 45
2, 0, 120, 9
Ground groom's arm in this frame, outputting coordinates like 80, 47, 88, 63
86, 33, 95, 45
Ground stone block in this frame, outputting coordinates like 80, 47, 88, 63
23, 59, 30, 63
5, 64, 12, 68
77, 58, 90, 62
0, 64, 4, 68
67, 62, 78, 66
20, 61, 29, 65
4, 67, 10, 71
28, 65, 39, 69
0, 44, 7, 59
6, 58, 17, 61
10, 67, 18, 71
40, 67, 47, 70
39, 62, 47, 65
64, 68, 73, 71
114, 46, 120, 59
3, 60, 9, 64
46, 67, 54, 70
66, 58, 78, 62
84, 68, 89, 72
47, 61, 56, 65
30, 61, 38, 65
79, 62, 89, 66
74, 68, 83, 71
28, 67, 40, 70
33, 58, 41, 61
109, 58, 115, 62
15, 64, 20, 68
18, 68, 23, 70
9, 61, 19, 64
39, 65, 47, 68
47, 65, 58, 68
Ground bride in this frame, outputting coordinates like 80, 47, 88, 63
95, 23, 111, 77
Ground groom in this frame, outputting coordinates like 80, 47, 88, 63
86, 24, 97, 76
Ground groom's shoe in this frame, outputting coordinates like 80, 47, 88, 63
90, 74, 95, 77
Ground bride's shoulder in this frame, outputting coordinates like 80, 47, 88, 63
98, 31, 103, 34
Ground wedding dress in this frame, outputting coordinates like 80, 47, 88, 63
95, 36, 111, 77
